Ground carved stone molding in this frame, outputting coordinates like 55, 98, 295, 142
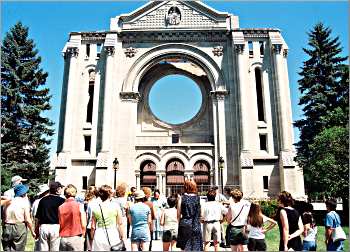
271, 44, 282, 54
283, 48, 288, 57
64, 47, 79, 58
96, 152, 110, 168
234, 44, 245, 54
280, 151, 295, 167
212, 46, 224, 57
124, 47, 138, 58
120, 92, 141, 102
105, 46, 115, 56
210, 90, 229, 100
240, 153, 253, 168
56, 153, 70, 168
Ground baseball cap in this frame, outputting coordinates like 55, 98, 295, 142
14, 184, 29, 197
11, 175, 27, 186
49, 181, 64, 193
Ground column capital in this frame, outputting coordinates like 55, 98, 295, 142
63, 47, 79, 59
120, 92, 141, 103
271, 44, 282, 54
234, 44, 245, 54
124, 47, 138, 58
105, 46, 115, 56
210, 90, 229, 101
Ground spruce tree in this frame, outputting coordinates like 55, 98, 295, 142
1, 22, 54, 194
295, 22, 349, 199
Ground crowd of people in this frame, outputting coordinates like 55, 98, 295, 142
1, 175, 347, 251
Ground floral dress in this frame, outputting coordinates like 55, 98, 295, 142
177, 194, 203, 251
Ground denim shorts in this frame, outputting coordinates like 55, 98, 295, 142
228, 225, 248, 246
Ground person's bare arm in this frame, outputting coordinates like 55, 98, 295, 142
177, 196, 182, 222
280, 209, 289, 251
116, 208, 125, 240
80, 206, 87, 237
325, 226, 333, 245
160, 210, 165, 226
90, 216, 96, 240
262, 215, 277, 233
24, 205, 35, 237
303, 223, 310, 237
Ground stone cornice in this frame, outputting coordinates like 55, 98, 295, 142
210, 90, 229, 100
120, 92, 141, 102
271, 44, 282, 54
119, 30, 228, 43
104, 46, 115, 56
63, 47, 79, 59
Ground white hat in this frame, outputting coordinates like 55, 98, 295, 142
11, 175, 27, 186
36, 184, 50, 196
134, 190, 146, 200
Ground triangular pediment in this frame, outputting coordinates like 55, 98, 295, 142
118, 0, 231, 31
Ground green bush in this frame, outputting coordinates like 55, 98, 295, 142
259, 199, 279, 218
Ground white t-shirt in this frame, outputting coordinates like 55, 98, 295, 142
304, 226, 317, 242
229, 200, 251, 226
247, 215, 268, 239
163, 208, 178, 230
202, 201, 228, 222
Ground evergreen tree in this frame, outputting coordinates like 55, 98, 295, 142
1, 22, 54, 194
295, 22, 349, 199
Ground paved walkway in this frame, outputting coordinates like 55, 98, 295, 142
123, 238, 231, 251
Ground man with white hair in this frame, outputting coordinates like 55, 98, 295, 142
3, 175, 27, 200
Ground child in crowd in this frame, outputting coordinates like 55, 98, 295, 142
246, 203, 277, 251
160, 195, 178, 251
302, 211, 317, 251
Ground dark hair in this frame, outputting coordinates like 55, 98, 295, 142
154, 189, 160, 195
135, 197, 145, 203
231, 188, 243, 202
184, 180, 197, 194
278, 191, 294, 207
207, 189, 216, 201
167, 195, 177, 208
130, 187, 136, 192
248, 203, 263, 227
325, 199, 337, 211
98, 185, 113, 202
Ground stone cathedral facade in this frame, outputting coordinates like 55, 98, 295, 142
54, 1, 305, 198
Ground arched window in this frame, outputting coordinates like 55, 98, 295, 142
255, 68, 265, 121
86, 70, 95, 123
140, 161, 156, 188
193, 160, 210, 185
166, 159, 185, 195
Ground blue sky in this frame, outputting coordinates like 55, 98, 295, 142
1, 1, 348, 157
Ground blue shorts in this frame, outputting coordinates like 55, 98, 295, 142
131, 228, 150, 243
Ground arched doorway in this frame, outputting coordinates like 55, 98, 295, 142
166, 158, 185, 195
193, 160, 210, 193
140, 160, 156, 190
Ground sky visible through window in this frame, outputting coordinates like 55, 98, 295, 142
1, 1, 348, 157
149, 75, 202, 125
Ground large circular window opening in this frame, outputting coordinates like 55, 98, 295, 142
149, 75, 202, 125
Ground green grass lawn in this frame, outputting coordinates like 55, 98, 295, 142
1, 225, 348, 251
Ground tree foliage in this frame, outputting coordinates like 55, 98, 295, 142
295, 22, 349, 200
1, 22, 54, 195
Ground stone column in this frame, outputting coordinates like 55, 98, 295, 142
211, 97, 219, 186
234, 44, 254, 170
211, 90, 229, 188
96, 46, 115, 178
100, 46, 115, 153
272, 44, 292, 152
61, 47, 79, 153
162, 174, 166, 195
135, 171, 140, 190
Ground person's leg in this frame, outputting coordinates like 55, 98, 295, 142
255, 239, 266, 251
39, 224, 49, 251
131, 242, 139, 251
204, 241, 211, 251
171, 240, 177, 251
163, 242, 171, 251
49, 224, 61, 251
140, 241, 150, 251
231, 245, 238, 251
213, 240, 220, 252
1, 224, 15, 251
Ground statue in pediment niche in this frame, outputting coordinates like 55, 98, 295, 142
167, 6, 181, 25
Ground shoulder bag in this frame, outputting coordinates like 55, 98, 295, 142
331, 211, 347, 242
98, 204, 126, 251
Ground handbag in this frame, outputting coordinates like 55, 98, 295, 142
98, 204, 126, 251
228, 204, 248, 242
331, 212, 347, 242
